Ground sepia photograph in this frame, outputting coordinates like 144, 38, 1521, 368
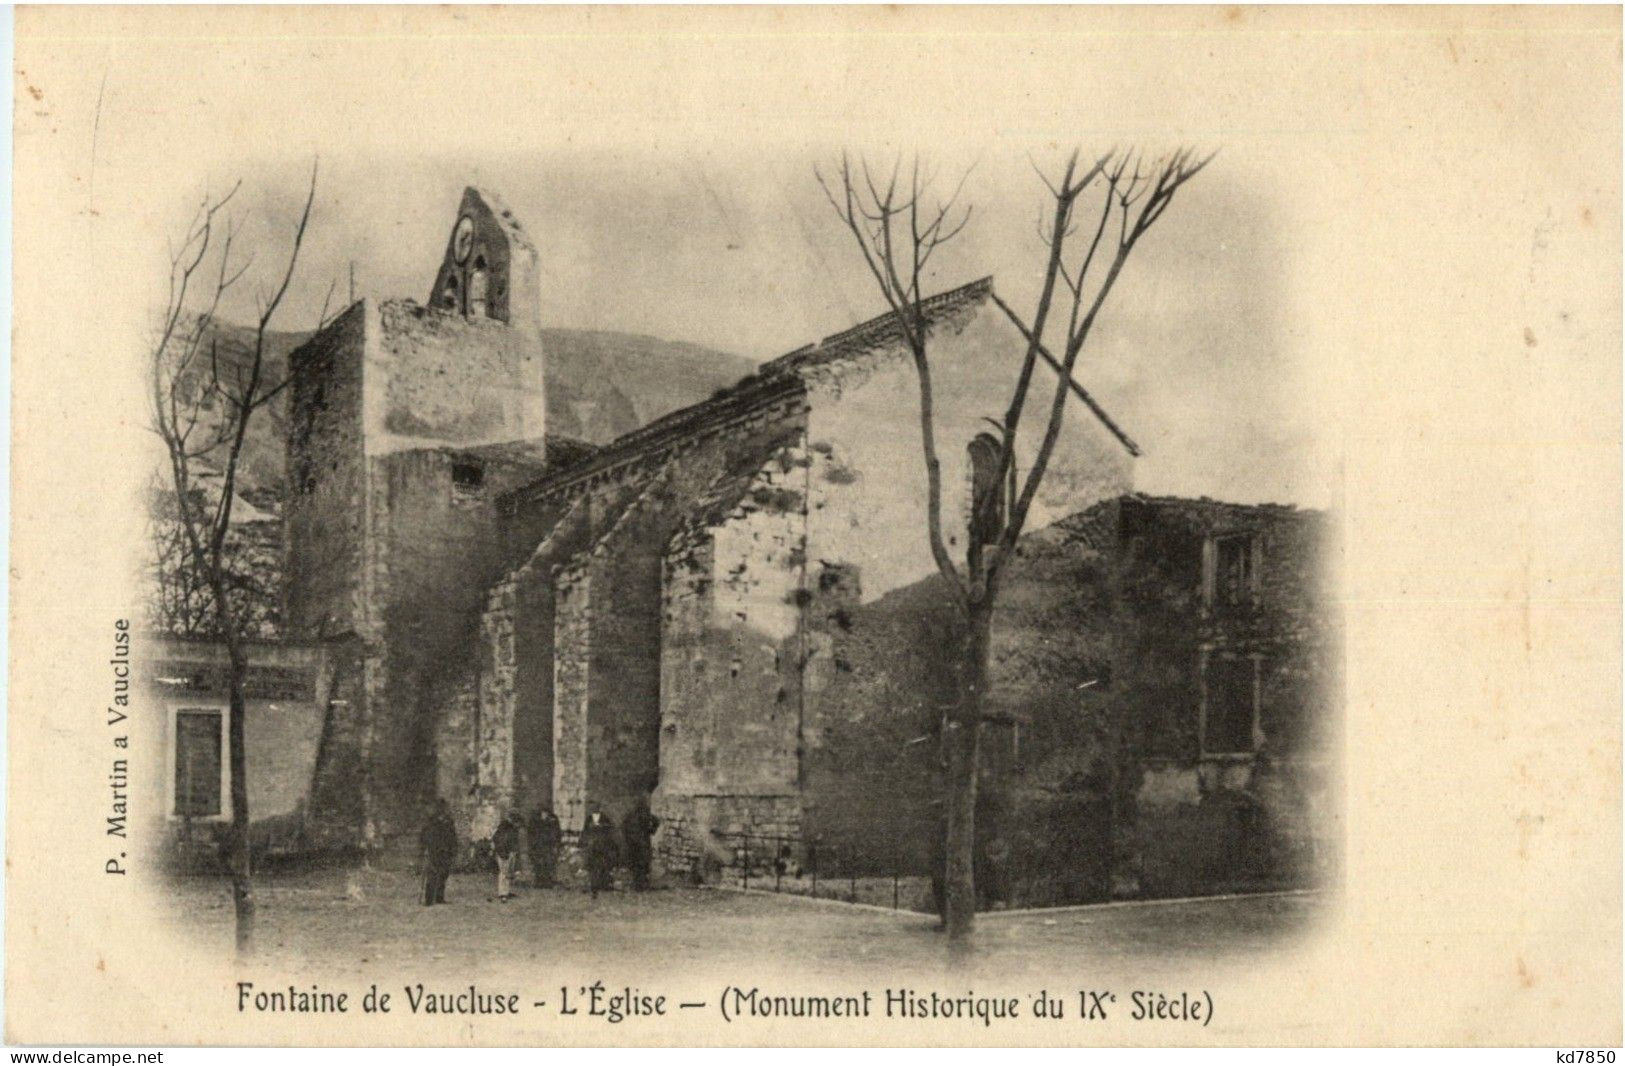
5, 4, 1619, 1049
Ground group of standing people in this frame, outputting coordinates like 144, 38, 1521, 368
419, 796, 659, 905
577, 799, 661, 897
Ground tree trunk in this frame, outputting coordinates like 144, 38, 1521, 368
944, 603, 992, 942
226, 638, 255, 957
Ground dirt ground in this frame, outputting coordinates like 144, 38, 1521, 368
160, 866, 1326, 983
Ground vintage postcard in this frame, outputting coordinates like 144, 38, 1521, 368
7, 4, 1620, 1048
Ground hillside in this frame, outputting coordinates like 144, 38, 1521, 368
540, 327, 758, 444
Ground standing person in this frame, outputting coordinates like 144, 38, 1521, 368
526, 805, 561, 888
580, 803, 618, 899
420, 798, 458, 906
491, 811, 520, 902
622, 796, 660, 891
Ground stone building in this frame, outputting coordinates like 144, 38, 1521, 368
146, 635, 334, 866
978, 495, 1339, 900
156, 187, 1337, 899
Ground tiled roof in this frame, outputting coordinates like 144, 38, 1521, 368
1120, 493, 1327, 533
758, 277, 995, 378
1126, 492, 1317, 517
499, 372, 805, 506
450, 434, 600, 473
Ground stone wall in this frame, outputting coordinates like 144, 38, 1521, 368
285, 300, 370, 640
285, 287, 560, 858
368, 300, 546, 456
650, 441, 810, 875
654, 794, 801, 883
476, 386, 808, 854
359, 446, 548, 852
303, 638, 367, 848
1112, 497, 1339, 897
144, 636, 335, 865
558, 476, 672, 825
660, 444, 807, 797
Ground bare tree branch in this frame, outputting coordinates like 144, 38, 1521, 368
816, 145, 1206, 943
998, 147, 1212, 566
147, 160, 323, 957
816, 153, 978, 609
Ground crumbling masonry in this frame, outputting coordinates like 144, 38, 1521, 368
280, 188, 1338, 897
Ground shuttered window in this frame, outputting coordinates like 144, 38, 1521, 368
174, 709, 222, 817
1203, 656, 1257, 755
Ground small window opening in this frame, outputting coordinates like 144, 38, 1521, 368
451, 460, 485, 492
1207, 533, 1261, 610
174, 708, 223, 817
468, 259, 490, 319
1203, 655, 1258, 755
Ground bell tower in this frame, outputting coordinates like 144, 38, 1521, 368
428, 186, 542, 335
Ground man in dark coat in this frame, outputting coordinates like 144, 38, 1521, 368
580, 803, 618, 899
622, 796, 660, 891
491, 811, 520, 901
420, 798, 458, 906
526, 805, 562, 888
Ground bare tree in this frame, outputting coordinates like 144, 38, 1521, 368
817, 147, 1211, 941
146, 474, 283, 640
148, 162, 320, 955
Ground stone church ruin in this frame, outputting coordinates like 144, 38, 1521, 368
147, 187, 1339, 903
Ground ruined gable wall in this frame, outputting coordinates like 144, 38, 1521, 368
788, 299, 1135, 874
799, 299, 1134, 609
